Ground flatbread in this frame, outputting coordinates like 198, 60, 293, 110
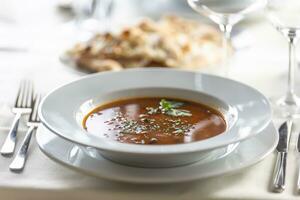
67, 15, 224, 72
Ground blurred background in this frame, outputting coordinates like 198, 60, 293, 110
0, 0, 294, 105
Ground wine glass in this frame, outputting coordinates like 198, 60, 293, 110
266, 0, 300, 118
187, 0, 267, 76
63, 0, 114, 41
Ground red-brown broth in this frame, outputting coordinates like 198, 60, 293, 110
83, 97, 226, 145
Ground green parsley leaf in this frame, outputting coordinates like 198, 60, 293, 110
159, 99, 192, 117
159, 99, 184, 111
166, 109, 192, 117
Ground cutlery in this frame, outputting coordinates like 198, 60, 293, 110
296, 132, 300, 193
272, 120, 292, 193
10, 94, 42, 171
1, 80, 34, 155
0, 46, 28, 52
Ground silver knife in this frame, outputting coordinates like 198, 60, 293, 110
272, 121, 292, 193
296, 133, 300, 192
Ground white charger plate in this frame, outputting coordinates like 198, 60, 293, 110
36, 123, 278, 184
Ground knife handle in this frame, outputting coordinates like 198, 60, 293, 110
297, 159, 300, 193
272, 152, 287, 193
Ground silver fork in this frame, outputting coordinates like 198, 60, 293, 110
10, 94, 42, 171
1, 80, 34, 155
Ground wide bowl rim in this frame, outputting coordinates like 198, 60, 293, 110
38, 68, 272, 154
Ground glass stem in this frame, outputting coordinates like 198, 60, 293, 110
285, 35, 298, 104
219, 24, 232, 76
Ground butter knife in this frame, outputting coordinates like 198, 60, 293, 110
272, 121, 292, 193
296, 133, 300, 192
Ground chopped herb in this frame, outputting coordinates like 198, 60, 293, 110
173, 129, 184, 134
146, 107, 159, 114
166, 109, 192, 117
159, 99, 184, 110
140, 118, 149, 123
101, 98, 196, 144
159, 99, 192, 117
139, 114, 148, 118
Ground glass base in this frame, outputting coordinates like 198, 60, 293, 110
270, 93, 300, 118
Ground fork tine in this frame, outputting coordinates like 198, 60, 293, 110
21, 80, 29, 108
29, 94, 42, 122
26, 81, 34, 108
15, 80, 26, 108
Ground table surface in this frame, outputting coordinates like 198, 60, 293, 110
1, 0, 300, 199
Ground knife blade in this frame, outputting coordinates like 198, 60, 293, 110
296, 133, 300, 192
297, 133, 300, 153
276, 121, 291, 152
272, 121, 292, 193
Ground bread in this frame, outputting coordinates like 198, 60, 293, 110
67, 15, 224, 72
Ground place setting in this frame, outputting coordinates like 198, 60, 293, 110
2, 0, 300, 199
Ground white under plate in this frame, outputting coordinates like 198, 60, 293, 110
36, 123, 278, 184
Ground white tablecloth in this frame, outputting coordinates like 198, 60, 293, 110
1, 0, 300, 199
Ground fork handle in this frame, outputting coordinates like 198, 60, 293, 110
1, 113, 22, 155
272, 152, 287, 193
9, 126, 36, 171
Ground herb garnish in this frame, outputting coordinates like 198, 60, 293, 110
145, 107, 159, 114
159, 99, 192, 117
102, 98, 194, 144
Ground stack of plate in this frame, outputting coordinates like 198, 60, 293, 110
37, 68, 278, 183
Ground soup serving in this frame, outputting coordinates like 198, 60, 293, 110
83, 97, 226, 145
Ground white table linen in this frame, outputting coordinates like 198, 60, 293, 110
1, 0, 300, 199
